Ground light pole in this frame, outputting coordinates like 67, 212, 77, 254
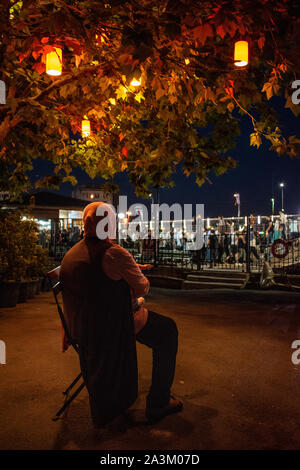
279, 183, 284, 211
271, 198, 275, 215
233, 193, 241, 218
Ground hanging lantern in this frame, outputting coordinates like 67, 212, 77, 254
130, 77, 141, 87
184, 58, 190, 65
46, 47, 62, 76
81, 118, 91, 137
234, 41, 248, 67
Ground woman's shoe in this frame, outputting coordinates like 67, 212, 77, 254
146, 396, 183, 424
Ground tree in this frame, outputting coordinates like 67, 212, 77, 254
0, 0, 299, 197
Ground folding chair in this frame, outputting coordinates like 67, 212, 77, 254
47, 266, 85, 422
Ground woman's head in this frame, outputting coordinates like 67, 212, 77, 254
83, 202, 116, 239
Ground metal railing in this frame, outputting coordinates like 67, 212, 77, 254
121, 226, 300, 274
46, 214, 300, 274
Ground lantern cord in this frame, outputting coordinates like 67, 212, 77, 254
231, 93, 256, 126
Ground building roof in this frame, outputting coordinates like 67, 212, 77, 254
1, 191, 88, 209
75, 184, 105, 190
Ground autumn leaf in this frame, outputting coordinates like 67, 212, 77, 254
134, 91, 145, 103
116, 85, 128, 100
32, 49, 42, 60
262, 78, 280, 100
155, 85, 165, 100
250, 132, 262, 148
225, 86, 234, 97
257, 36, 265, 50
193, 23, 213, 45
216, 24, 225, 39
227, 102, 235, 112
32, 61, 45, 74
262, 82, 273, 100
75, 55, 82, 68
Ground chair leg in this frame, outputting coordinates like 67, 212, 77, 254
63, 372, 83, 396
52, 382, 85, 421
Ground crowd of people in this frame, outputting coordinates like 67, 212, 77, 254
55, 226, 83, 248
196, 212, 300, 267
38, 226, 83, 254
38, 212, 300, 266
134, 212, 300, 267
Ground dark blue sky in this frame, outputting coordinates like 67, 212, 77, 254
33, 97, 300, 217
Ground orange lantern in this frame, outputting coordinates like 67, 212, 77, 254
234, 41, 248, 67
81, 118, 91, 137
46, 47, 62, 76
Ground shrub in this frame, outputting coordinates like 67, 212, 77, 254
0, 210, 49, 281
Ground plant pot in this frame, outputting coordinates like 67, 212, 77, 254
0, 281, 20, 308
18, 281, 30, 303
26, 280, 37, 299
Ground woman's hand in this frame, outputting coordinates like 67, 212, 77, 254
139, 264, 153, 271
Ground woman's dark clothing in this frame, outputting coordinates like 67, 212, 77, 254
60, 238, 138, 427
136, 311, 178, 409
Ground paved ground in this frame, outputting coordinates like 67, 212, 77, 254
1, 287, 300, 450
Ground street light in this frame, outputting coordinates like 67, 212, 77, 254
233, 193, 241, 217
279, 183, 285, 211
271, 198, 275, 215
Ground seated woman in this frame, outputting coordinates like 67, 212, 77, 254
60, 202, 182, 427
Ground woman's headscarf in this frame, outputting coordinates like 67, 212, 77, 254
83, 202, 116, 240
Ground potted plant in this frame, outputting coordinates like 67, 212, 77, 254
27, 244, 49, 295
19, 217, 49, 300
0, 210, 25, 307
0, 210, 49, 306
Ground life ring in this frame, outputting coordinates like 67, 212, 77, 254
271, 239, 289, 259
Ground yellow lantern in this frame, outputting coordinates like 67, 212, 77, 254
81, 118, 91, 137
234, 41, 248, 67
130, 77, 141, 87
46, 47, 62, 76
185, 58, 190, 65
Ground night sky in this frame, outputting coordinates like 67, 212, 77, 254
33, 97, 300, 218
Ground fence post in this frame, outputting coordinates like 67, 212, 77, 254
246, 216, 251, 273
